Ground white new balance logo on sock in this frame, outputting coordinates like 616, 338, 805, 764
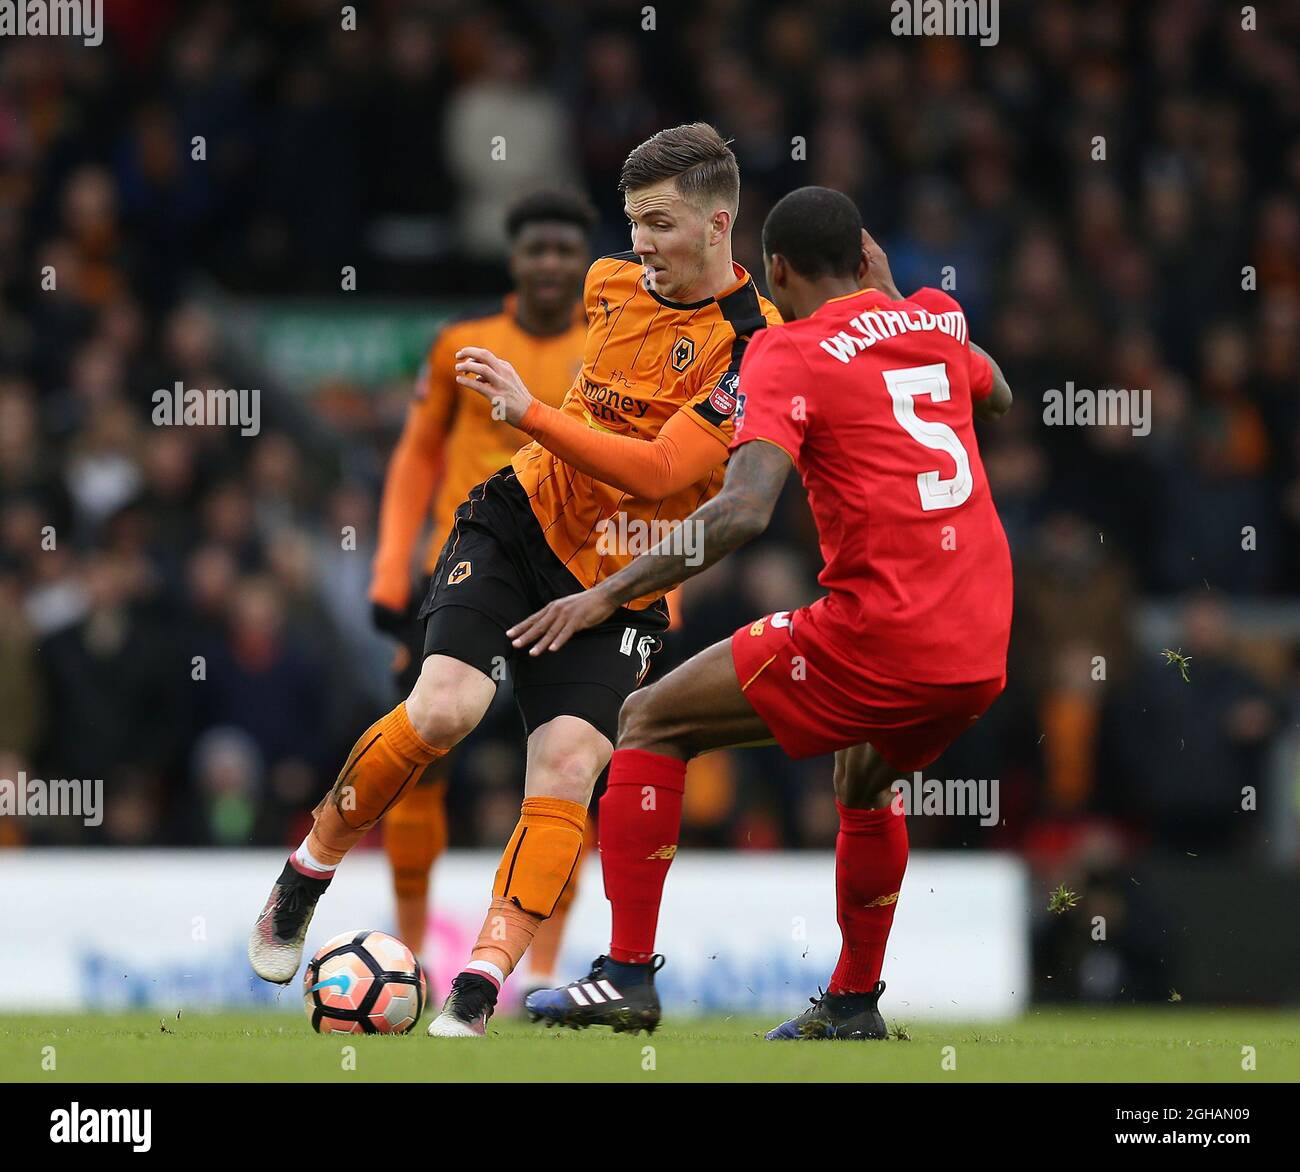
568, 979, 623, 1007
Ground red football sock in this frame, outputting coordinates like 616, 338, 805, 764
829, 800, 909, 994
599, 748, 686, 964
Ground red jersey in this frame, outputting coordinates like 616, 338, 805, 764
731, 286, 1012, 684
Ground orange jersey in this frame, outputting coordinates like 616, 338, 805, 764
513, 251, 782, 609
370, 296, 584, 611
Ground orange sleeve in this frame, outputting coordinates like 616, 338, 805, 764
519, 398, 727, 500
369, 333, 457, 610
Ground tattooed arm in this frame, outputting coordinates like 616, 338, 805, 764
508, 440, 794, 655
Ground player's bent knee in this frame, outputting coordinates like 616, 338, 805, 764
833, 745, 904, 808
617, 686, 702, 758
405, 654, 494, 748
616, 685, 669, 749
529, 746, 607, 803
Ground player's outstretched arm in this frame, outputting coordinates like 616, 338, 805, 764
507, 439, 793, 655
970, 340, 1013, 421
455, 345, 725, 500
370, 380, 449, 629
517, 401, 725, 499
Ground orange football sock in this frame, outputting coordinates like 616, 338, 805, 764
383, 778, 449, 955
463, 796, 587, 988
467, 897, 543, 986
526, 815, 594, 981
303, 704, 446, 869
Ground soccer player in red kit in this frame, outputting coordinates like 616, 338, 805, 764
511, 186, 1014, 1039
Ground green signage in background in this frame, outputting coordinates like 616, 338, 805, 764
215, 300, 471, 390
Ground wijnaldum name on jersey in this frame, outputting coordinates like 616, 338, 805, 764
819, 307, 969, 364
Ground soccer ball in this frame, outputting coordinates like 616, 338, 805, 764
302, 930, 428, 1035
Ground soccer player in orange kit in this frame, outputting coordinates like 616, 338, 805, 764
247, 124, 782, 1040
366, 190, 595, 992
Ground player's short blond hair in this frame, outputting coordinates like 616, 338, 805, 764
619, 123, 740, 215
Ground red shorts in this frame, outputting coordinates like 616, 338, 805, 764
730, 608, 1005, 769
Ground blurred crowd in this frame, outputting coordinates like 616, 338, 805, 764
1, 0, 1297, 918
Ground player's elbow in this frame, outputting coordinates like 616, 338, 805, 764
729, 496, 774, 542
615, 470, 681, 500
618, 459, 704, 502
976, 382, 1013, 421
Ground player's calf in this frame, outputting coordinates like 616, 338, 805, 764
430, 784, 591, 1038
249, 657, 493, 986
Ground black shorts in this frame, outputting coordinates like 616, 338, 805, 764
418, 468, 668, 743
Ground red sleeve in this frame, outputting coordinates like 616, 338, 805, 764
908, 287, 992, 401
968, 349, 994, 401
728, 328, 809, 464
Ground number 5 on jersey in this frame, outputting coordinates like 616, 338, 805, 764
883, 362, 973, 511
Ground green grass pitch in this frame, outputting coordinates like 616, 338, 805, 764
3, 1008, 1298, 1082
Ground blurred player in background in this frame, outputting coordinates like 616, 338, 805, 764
366, 190, 595, 991
249, 124, 782, 1040
511, 187, 1014, 1040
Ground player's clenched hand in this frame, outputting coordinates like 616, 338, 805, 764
859, 229, 902, 300
454, 346, 535, 425
507, 587, 619, 656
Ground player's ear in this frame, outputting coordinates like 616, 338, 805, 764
710, 207, 732, 245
